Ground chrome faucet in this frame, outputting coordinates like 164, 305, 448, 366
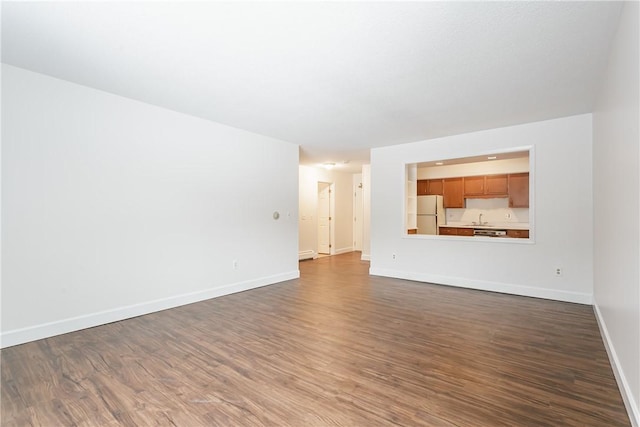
479, 213, 484, 225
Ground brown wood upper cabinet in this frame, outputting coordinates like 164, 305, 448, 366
417, 179, 444, 196
463, 174, 508, 197
419, 173, 528, 209
508, 173, 529, 208
486, 174, 509, 195
463, 176, 484, 196
417, 180, 428, 195
443, 178, 464, 208
427, 179, 444, 195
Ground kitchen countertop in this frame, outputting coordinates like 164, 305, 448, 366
441, 222, 530, 230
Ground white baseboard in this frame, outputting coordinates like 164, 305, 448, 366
298, 249, 316, 260
0, 270, 300, 349
361, 253, 371, 261
594, 303, 639, 427
334, 246, 353, 255
368, 267, 592, 304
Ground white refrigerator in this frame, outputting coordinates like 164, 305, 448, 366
417, 195, 445, 235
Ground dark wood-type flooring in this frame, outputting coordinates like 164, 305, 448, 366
1, 252, 631, 426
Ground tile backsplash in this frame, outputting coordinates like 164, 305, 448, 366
446, 198, 529, 224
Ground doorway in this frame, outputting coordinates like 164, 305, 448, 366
353, 174, 363, 251
317, 182, 334, 255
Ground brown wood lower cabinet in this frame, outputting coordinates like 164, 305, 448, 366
439, 227, 474, 236
407, 229, 417, 235
506, 229, 529, 238
439, 227, 457, 236
439, 227, 529, 238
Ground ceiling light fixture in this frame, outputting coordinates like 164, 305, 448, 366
487, 156, 498, 160
435, 162, 444, 166
323, 162, 336, 170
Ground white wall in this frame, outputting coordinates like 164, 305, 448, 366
0, 48, 3, 341
361, 165, 371, 261
370, 114, 593, 304
298, 165, 354, 259
593, 2, 640, 425
417, 157, 529, 179
298, 166, 318, 259
1, 65, 300, 348
0, 18, 4, 342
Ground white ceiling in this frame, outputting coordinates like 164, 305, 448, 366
2, 2, 623, 173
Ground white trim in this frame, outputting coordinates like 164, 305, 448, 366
334, 246, 354, 255
369, 267, 592, 304
594, 303, 640, 427
361, 253, 371, 261
298, 250, 317, 260
0, 270, 300, 349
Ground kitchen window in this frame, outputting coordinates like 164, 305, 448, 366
405, 148, 533, 241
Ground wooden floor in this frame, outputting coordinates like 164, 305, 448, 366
1, 252, 630, 426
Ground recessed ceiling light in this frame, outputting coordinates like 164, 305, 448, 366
435, 162, 444, 166
487, 156, 497, 160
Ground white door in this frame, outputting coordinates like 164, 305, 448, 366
353, 176, 363, 251
318, 183, 331, 254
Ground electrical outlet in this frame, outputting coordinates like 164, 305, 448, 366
505, 213, 512, 219
392, 253, 396, 260
555, 267, 562, 277
233, 260, 238, 269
